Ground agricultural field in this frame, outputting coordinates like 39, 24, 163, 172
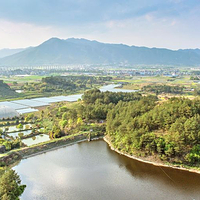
115, 75, 200, 99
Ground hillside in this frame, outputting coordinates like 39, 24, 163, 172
106, 96, 200, 166
0, 80, 17, 98
0, 38, 200, 66
0, 48, 25, 58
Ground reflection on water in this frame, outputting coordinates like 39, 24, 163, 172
4, 124, 32, 133
22, 134, 50, 146
8, 130, 32, 138
13, 140, 200, 200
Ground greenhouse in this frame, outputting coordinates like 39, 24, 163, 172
0, 105, 20, 119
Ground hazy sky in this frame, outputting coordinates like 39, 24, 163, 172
0, 0, 200, 49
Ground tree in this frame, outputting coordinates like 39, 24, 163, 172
0, 169, 26, 200
59, 120, 68, 129
77, 117, 83, 126
16, 123, 23, 130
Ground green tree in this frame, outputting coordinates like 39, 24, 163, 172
77, 117, 83, 126
59, 120, 68, 129
0, 169, 26, 200
62, 113, 67, 120
16, 123, 23, 130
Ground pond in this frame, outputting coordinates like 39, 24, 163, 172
3, 124, 32, 133
8, 130, 32, 138
21, 134, 50, 146
13, 140, 200, 200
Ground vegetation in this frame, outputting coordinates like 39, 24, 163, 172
82, 88, 141, 104
142, 84, 185, 95
0, 138, 23, 151
0, 169, 26, 200
21, 76, 112, 94
2, 71, 200, 199
0, 80, 17, 98
1, 72, 200, 171
106, 97, 200, 166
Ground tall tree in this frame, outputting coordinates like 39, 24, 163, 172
0, 169, 26, 200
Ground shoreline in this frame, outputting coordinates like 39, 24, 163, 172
0, 134, 103, 166
103, 136, 200, 175
23, 136, 103, 159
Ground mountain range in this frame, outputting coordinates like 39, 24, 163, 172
0, 48, 25, 58
0, 38, 200, 66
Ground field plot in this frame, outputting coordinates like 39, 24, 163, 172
8, 130, 32, 138
22, 134, 50, 146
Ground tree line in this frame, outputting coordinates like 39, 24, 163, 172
22, 75, 112, 93
142, 84, 185, 95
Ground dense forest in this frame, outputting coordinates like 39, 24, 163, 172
106, 97, 200, 166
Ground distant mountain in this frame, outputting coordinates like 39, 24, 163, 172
0, 48, 25, 58
178, 49, 200, 56
0, 38, 200, 66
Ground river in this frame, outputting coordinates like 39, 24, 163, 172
13, 140, 200, 200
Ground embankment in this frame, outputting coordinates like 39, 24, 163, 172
0, 133, 104, 166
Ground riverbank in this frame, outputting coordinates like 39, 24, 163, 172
103, 136, 200, 175
0, 133, 104, 166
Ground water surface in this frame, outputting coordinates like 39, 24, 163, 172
14, 140, 200, 200
4, 124, 32, 133
22, 134, 50, 146
8, 130, 32, 138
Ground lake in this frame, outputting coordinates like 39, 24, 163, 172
14, 140, 200, 200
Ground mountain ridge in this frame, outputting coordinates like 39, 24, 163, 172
0, 38, 200, 66
0, 48, 25, 58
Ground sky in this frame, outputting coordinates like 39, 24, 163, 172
0, 0, 200, 50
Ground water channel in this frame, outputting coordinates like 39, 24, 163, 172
14, 140, 200, 200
